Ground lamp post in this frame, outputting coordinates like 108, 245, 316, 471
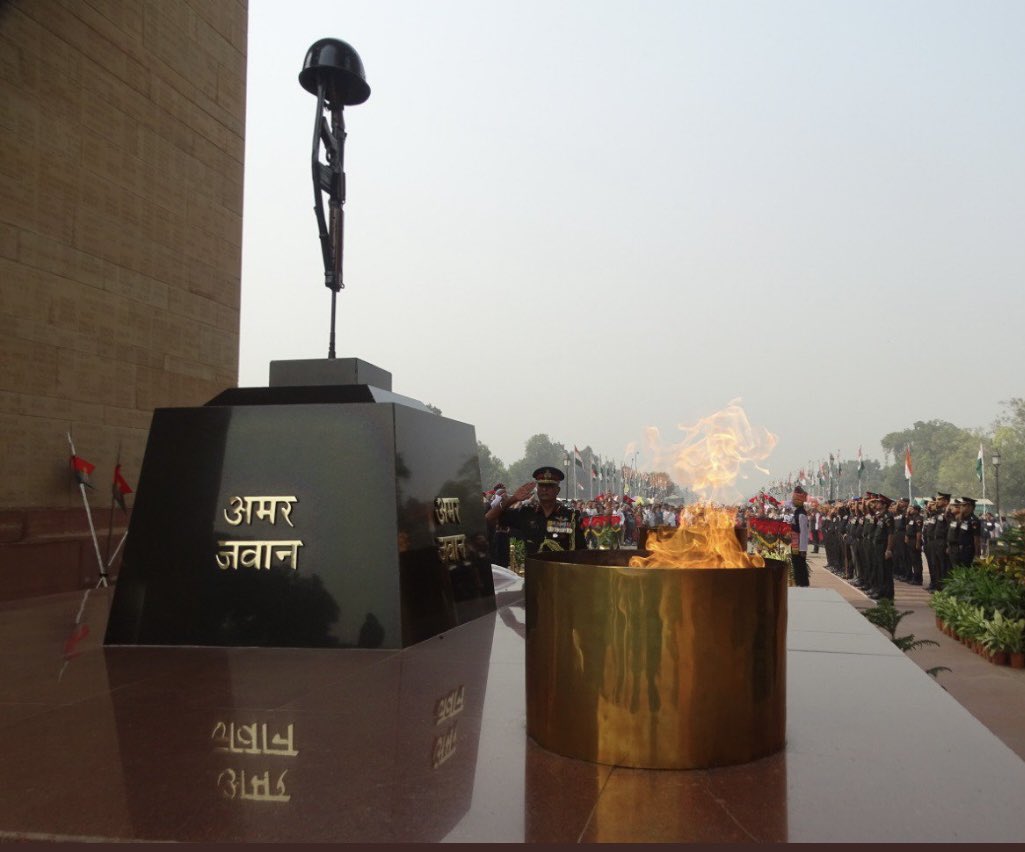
992, 450, 1001, 518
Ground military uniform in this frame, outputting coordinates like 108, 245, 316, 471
944, 503, 962, 574
849, 508, 865, 586
905, 510, 924, 585
790, 487, 811, 587
927, 493, 951, 591
953, 497, 982, 568
872, 499, 894, 599
922, 507, 937, 588
891, 504, 908, 581
861, 508, 876, 592
490, 466, 585, 571
502, 502, 585, 556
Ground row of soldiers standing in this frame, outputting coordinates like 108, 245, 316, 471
821, 491, 981, 600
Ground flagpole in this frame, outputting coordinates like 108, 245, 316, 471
104, 441, 121, 566
67, 432, 107, 587
106, 529, 129, 569
907, 445, 912, 501
980, 443, 987, 502
572, 446, 577, 500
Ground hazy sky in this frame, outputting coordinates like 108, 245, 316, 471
239, 0, 1024, 493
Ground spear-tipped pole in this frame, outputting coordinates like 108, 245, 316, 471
104, 441, 121, 566
67, 432, 107, 587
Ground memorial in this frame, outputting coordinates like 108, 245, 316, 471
104, 39, 495, 650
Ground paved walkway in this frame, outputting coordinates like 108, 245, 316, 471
805, 548, 1025, 761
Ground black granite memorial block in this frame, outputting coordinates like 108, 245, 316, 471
102, 611, 497, 841
104, 391, 495, 649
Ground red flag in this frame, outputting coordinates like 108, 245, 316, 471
71, 454, 95, 489
112, 465, 133, 511
904, 446, 913, 481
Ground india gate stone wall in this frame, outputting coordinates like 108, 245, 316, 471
0, 0, 247, 597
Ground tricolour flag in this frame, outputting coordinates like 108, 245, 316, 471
591, 461, 598, 481
904, 446, 913, 481
857, 445, 864, 474
71, 454, 96, 489
573, 446, 584, 469
976, 443, 984, 481
112, 465, 133, 511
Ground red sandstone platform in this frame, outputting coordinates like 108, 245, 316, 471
1, 570, 1024, 843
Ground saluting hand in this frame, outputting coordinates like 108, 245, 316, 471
510, 482, 536, 504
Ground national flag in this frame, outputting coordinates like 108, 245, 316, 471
857, 445, 864, 475
976, 443, 984, 481
71, 454, 96, 489
573, 446, 584, 469
591, 461, 598, 481
904, 446, 912, 481
112, 465, 133, 511
836, 451, 842, 476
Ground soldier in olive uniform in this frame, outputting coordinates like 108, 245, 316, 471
849, 499, 866, 588
840, 502, 856, 582
921, 499, 937, 589
952, 496, 982, 568
485, 466, 585, 566
861, 495, 879, 594
905, 503, 924, 585
891, 497, 909, 582
873, 494, 895, 600
927, 492, 951, 591
944, 498, 962, 579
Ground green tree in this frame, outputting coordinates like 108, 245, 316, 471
507, 434, 570, 491
830, 457, 884, 499
878, 420, 980, 500
990, 398, 1025, 513
476, 441, 508, 493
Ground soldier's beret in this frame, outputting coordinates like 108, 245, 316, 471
533, 466, 564, 484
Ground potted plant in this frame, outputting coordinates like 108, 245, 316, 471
1001, 614, 1025, 669
981, 612, 1025, 666
928, 592, 955, 635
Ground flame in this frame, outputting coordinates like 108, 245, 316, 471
629, 505, 764, 569
630, 401, 777, 569
645, 398, 777, 505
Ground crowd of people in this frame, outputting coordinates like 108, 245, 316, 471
802, 492, 1010, 599
481, 466, 1011, 601
482, 470, 688, 570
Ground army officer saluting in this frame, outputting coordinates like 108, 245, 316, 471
485, 466, 586, 558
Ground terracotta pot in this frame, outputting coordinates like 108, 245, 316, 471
935, 616, 943, 631
992, 651, 1009, 666
1011, 652, 1025, 669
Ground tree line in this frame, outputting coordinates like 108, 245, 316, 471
473, 398, 1024, 512
476, 433, 680, 500
791, 398, 1024, 511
